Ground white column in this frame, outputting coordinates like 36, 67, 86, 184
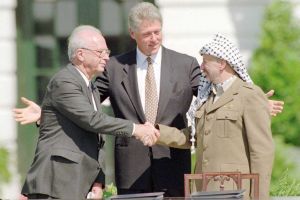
0, 0, 20, 198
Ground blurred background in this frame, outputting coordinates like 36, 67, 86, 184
1, 0, 300, 198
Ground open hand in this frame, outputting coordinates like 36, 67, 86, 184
87, 182, 103, 199
13, 97, 41, 125
266, 90, 284, 117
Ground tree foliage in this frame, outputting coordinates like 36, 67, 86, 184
249, 0, 300, 146
0, 147, 11, 194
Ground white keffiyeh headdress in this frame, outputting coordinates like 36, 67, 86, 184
187, 33, 253, 153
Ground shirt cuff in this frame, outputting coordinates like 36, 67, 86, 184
131, 123, 136, 136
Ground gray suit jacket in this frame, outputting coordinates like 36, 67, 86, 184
95, 47, 200, 194
22, 64, 134, 199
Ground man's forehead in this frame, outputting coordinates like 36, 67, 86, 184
138, 20, 161, 31
203, 54, 219, 61
87, 35, 107, 47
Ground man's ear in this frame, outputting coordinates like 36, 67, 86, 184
219, 59, 227, 70
76, 49, 84, 62
129, 28, 135, 40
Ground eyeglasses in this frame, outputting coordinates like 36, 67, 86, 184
80, 47, 111, 57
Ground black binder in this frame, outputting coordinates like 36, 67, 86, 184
109, 192, 164, 200
191, 189, 245, 199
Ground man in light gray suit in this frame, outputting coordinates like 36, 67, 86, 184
20, 25, 159, 199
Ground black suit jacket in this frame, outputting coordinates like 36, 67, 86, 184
95, 47, 200, 194
22, 64, 134, 199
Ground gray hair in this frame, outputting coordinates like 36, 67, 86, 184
67, 25, 102, 61
128, 2, 162, 32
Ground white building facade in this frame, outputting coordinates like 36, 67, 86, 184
0, 0, 20, 198
157, 0, 273, 65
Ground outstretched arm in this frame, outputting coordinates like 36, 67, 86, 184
13, 97, 41, 125
266, 90, 284, 116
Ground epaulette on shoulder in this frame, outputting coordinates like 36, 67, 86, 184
242, 82, 254, 90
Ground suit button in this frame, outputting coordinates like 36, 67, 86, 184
97, 166, 101, 170
204, 130, 210, 135
203, 144, 208, 151
203, 158, 209, 165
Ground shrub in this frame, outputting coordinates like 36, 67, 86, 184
103, 183, 118, 198
250, 1, 300, 195
270, 136, 300, 196
249, 0, 300, 146
271, 169, 300, 196
0, 147, 11, 194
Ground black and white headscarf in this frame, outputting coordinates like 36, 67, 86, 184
187, 33, 253, 153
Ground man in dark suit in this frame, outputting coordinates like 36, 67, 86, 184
94, 2, 200, 197
20, 25, 159, 199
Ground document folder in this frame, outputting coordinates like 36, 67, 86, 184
191, 189, 245, 199
109, 192, 164, 200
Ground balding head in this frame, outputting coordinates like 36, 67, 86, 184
68, 25, 103, 61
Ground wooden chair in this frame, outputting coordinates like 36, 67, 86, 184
184, 172, 259, 199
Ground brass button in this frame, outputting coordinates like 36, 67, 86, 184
204, 130, 210, 135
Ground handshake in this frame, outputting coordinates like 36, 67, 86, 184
133, 122, 160, 146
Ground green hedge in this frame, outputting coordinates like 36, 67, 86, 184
0, 147, 11, 194
249, 0, 300, 146
249, 0, 300, 196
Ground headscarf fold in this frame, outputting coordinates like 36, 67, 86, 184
187, 33, 253, 153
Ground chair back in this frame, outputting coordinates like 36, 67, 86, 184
184, 172, 259, 199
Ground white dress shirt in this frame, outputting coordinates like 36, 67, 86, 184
136, 46, 162, 112
75, 67, 98, 111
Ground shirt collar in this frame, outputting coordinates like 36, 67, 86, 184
136, 46, 162, 65
74, 67, 90, 87
212, 75, 237, 95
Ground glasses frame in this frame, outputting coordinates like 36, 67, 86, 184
80, 47, 111, 57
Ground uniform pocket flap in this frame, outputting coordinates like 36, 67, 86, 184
216, 111, 238, 120
51, 148, 83, 163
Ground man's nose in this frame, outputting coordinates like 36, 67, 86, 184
101, 54, 110, 63
150, 32, 157, 40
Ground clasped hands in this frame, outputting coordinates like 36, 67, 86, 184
134, 122, 160, 146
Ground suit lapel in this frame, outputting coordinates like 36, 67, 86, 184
66, 64, 94, 106
156, 47, 173, 123
121, 50, 145, 122
206, 78, 243, 114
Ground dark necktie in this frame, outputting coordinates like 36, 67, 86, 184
88, 81, 97, 111
145, 57, 158, 124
